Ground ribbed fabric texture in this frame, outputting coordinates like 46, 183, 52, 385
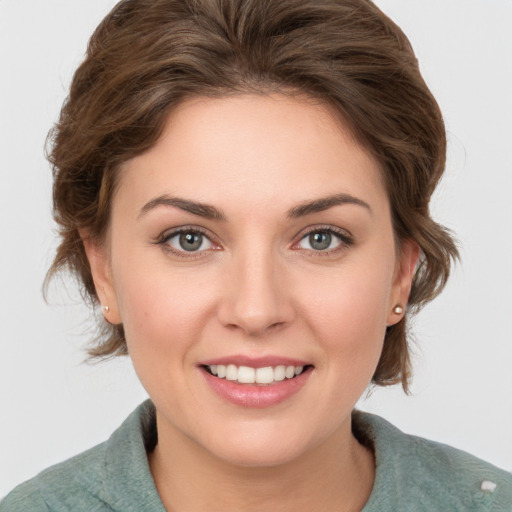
1, 400, 511, 511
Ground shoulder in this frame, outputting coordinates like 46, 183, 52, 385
0, 478, 49, 512
1, 401, 161, 512
0, 441, 109, 512
355, 412, 512, 512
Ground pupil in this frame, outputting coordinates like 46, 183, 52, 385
310, 232, 331, 250
180, 232, 202, 251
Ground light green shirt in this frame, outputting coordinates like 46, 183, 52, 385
2, 400, 511, 511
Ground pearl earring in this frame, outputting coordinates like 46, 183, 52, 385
103, 305, 110, 313
393, 305, 404, 315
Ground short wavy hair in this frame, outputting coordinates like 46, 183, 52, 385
46, 0, 458, 392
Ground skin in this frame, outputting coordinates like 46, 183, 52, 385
84, 93, 419, 511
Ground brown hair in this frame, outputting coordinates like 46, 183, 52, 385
46, 0, 458, 392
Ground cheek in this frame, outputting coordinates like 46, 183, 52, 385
112, 256, 217, 359
112, 261, 222, 406
298, 259, 393, 365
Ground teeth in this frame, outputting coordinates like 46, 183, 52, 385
256, 367, 274, 384
238, 366, 255, 383
274, 365, 285, 381
206, 364, 306, 384
226, 364, 238, 381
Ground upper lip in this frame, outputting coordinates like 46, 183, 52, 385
199, 355, 312, 368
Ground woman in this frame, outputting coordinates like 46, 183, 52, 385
1, 0, 511, 510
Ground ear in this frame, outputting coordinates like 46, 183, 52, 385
386, 239, 420, 326
80, 229, 122, 325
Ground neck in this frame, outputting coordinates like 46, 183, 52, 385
148, 411, 375, 512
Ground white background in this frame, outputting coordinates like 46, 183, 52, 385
1, 0, 511, 497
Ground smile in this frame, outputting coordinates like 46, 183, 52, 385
200, 360, 313, 407
205, 364, 307, 385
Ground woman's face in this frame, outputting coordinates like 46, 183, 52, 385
87, 94, 417, 467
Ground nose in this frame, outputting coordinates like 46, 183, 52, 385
217, 247, 295, 337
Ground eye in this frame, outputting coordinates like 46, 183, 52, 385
296, 228, 352, 253
158, 228, 216, 256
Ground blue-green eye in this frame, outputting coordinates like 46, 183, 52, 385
164, 230, 214, 252
297, 229, 351, 252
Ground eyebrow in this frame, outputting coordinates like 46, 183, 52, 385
138, 196, 227, 220
138, 192, 371, 221
286, 193, 372, 218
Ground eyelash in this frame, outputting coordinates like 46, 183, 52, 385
155, 225, 354, 260
156, 226, 216, 260
296, 226, 354, 257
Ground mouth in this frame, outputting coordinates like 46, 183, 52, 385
199, 357, 314, 407
202, 363, 312, 385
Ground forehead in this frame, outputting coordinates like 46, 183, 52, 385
116, 93, 388, 218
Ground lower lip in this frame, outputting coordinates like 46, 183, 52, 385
201, 367, 312, 408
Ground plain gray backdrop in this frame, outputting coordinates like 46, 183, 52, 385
1, 0, 511, 496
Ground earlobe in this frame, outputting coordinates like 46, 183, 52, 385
387, 239, 420, 326
80, 229, 122, 324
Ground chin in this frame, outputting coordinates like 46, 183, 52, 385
212, 441, 307, 468
199, 422, 320, 468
